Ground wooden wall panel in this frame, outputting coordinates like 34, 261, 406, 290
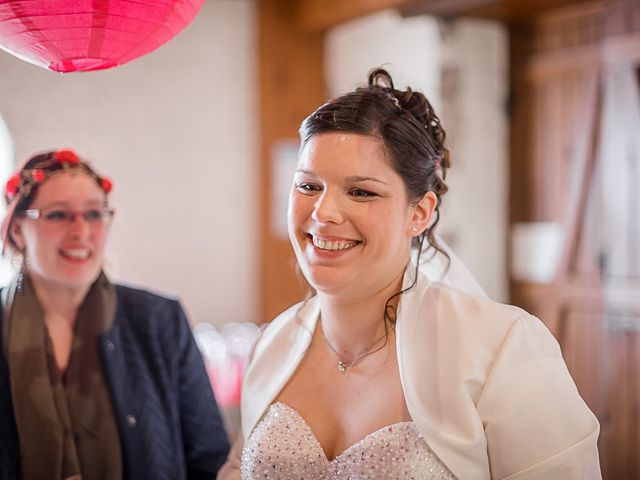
258, 0, 325, 322
510, 2, 640, 478
560, 309, 639, 479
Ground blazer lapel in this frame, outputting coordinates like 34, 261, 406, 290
241, 298, 319, 438
396, 264, 490, 480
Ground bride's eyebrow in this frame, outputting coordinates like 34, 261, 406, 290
293, 171, 388, 186
294, 169, 318, 177
345, 175, 388, 185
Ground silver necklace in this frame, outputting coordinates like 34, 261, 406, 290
320, 325, 393, 373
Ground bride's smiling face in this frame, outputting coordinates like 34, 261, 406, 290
288, 132, 435, 299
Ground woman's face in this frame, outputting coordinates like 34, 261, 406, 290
11, 172, 111, 295
288, 133, 434, 299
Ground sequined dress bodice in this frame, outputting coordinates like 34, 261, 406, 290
241, 402, 457, 479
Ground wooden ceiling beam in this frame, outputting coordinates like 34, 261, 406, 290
400, 0, 596, 24
297, 0, 597, 31
297, 0, 422, 32
299, 0, 610, 32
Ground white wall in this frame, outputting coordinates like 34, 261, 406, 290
439, 19, 508, 301
0, 1, 258, 326
326, 12, 508, 301
325, 10, 441, 105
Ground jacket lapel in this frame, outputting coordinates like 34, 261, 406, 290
396, 264, 491, 480
99, 296, 146, 480
241, 298, 319, 438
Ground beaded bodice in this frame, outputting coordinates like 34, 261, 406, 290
241, 402, 457, 479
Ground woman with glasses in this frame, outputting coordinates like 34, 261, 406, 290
218, 69, 601, 479
0, 149, 229, 479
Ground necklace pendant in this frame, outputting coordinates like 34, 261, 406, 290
337, 361, 347, 373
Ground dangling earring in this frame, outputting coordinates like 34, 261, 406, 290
16, 245, 27, 294
16, 266, 24, 294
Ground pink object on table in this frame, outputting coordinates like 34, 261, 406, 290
207, 358, 245, 409
0, 0, 204, 73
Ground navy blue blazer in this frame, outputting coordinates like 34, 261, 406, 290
0, 283, 230, 479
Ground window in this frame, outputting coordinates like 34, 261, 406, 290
0, 114, 15, 285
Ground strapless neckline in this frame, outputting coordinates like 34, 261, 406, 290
272, 402, 416, 461
241, 401, 458, 479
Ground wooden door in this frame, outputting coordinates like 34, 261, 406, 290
509, 1, 640, 478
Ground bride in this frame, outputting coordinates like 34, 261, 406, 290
218, 69, 601, 479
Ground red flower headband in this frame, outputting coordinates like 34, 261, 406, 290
4, 148, 113, 203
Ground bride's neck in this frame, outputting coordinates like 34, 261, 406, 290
317, 273, 403, 356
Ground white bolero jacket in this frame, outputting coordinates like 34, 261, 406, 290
219, 266, 601, 480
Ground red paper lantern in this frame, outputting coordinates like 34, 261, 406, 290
0, 0, 205, 73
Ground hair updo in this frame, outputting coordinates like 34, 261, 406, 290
299, 68, 451, 264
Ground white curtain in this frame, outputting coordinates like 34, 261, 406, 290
596, 61, 640, 324
598, 61, 640, 278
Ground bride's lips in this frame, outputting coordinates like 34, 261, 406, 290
306, 234, 362, 257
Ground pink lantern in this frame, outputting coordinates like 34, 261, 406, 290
0, 0, 205, 73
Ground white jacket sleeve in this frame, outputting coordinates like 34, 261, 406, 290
476, 315, 601, 479
216, 433, 244, 480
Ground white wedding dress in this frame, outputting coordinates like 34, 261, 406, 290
241, 402, 457, 480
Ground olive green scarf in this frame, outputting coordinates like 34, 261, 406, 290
2, 272, 122, 480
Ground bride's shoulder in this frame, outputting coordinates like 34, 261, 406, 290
407, 280, 549, 345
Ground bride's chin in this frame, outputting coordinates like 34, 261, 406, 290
304, 275, 350, 296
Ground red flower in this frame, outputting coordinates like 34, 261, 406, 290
53, 148, 80, 164
31, 169, 46, 183
5, 174, 21, 198
101, 177, 113, 193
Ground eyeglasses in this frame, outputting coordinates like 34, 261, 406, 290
20, 207, 115, 225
